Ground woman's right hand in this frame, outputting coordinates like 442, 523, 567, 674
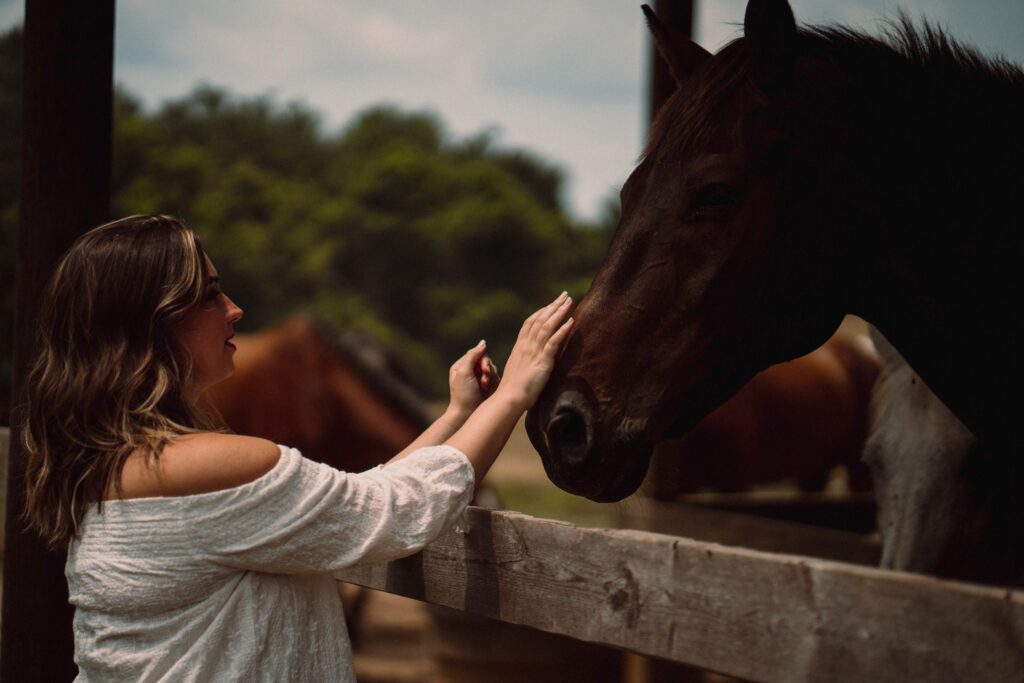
493, 292, 574, 411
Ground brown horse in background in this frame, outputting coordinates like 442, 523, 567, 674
642, 319, 878, 499
207, 314, 432, 473
527, 0, 1024, 509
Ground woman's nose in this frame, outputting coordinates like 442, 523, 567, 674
226, 296, 243, 324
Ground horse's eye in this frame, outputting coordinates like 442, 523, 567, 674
688, 183, 741, 221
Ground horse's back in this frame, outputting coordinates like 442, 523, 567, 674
208, 315, 427, 473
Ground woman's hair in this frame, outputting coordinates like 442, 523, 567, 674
21, 214, 224, 549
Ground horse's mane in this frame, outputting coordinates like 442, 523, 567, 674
805, 14, 1024, 89
645, 14, 1024, 161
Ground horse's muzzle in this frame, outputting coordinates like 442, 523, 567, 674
527, 389, 653, 502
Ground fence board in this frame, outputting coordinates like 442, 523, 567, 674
336, 506, 1024, 683
620, 498, 881, 566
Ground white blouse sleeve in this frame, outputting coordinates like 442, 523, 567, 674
184, 444, 475, 574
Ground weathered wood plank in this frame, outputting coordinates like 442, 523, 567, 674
671, 491, 879, 533
336, 506, 1024, 683
619, 498, 881, 566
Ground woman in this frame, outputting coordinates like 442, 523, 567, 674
20, 214, 573, 681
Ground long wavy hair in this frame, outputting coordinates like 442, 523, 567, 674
21, 214, 224, 550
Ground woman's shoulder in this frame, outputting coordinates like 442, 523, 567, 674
115, 433, 282, 500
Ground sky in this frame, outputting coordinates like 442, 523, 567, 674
2, 0, 1023, 221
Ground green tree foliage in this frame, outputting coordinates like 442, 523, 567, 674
110, 88, 616, 395
1, 25, 617, 403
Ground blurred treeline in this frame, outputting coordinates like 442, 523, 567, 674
0, 26, 619, 408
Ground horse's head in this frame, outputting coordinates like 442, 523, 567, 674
527, 0, 852, 502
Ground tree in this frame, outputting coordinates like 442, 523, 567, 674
0, 78, 619, 403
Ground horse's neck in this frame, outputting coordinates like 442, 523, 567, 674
842, 63, 1024, 455
846, 54, 1024, 312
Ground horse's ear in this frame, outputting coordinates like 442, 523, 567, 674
642, 4, 711, 85
743, 0, 797, 88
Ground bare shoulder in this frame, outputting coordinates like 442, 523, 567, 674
115, 433, 282, 499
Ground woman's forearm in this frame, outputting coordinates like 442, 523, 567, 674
444, 392, 527, 487
386, 292, 573, 482
384, 404, 473, 466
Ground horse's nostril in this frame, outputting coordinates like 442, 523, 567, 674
546, 402, 592, 466
549, 409, 586, 447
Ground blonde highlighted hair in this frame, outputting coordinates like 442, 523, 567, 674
21, 214, 224, 549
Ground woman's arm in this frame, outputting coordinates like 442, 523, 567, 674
446, 292, 574, 486
384, 339, 498, 466
385, 292, 572, 482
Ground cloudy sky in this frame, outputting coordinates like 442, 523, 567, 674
2, 0, 1022, 220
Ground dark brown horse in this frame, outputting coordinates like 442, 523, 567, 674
527, 0, 1024, 504
207, 314, 432, 473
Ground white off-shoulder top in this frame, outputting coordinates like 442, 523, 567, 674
65, 444, 474, 682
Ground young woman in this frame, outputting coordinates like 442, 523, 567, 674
20, 214, 573, 681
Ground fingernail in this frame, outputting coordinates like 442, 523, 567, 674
477, 339, 486, 348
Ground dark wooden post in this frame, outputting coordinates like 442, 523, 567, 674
648, 0, 694, 124
1, 1, 115, 680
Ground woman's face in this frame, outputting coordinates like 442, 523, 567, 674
176, 257, 243, 401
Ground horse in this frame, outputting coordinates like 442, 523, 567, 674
207, 313, 432, 473
526, 0, 1024, 511
865, 327, 1024, 585
641, 320, 878, 499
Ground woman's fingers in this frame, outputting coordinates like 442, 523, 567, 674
448, 340, 492, 413
545, 315, 575, 354
520, 292, 571, 344
477, 356, 500, 398
540, 295, 573, 335
451, 341, 483, 379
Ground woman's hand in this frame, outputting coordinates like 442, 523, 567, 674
493, 292, 574, 411
386, 341, 499, 465
447, 341, 499, 421
442, 293, 574, 486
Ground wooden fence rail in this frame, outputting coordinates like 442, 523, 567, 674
336, 505, 1024, 683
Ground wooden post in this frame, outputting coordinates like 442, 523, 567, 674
1, 1, 114, 680
648, 0, 694, 124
